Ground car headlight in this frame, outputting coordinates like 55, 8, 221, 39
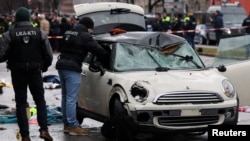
222, 80, 235, 98
225, 28, 231, 35
130, 82, 148, 102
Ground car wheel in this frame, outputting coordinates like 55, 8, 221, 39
76, 104, 84, 125
101, 119, 115, 139
113, 98, 135, 141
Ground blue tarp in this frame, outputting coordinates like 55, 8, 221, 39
43, 75, 60, 84
0, 106, 62, 124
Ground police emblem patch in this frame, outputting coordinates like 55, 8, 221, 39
23, 36, 30, 44
65, 35, 70, 41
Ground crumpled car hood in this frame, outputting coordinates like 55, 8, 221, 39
113, 69, 225, 95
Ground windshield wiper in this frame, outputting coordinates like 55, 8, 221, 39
155, 67, 169, 72
170, 54, 203, 68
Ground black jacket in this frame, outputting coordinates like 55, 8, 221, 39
242, 16, 250, 34
55, 24, 107, 72
0, 21, 53, 72
211, 13, 224, 29
184, 16, 197, 36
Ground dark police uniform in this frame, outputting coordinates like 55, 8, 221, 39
184, 14, 197, 49
0, 7, 53, 141
56, 24, 107, 72
242, 15, 250, 34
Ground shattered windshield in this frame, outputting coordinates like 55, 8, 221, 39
114, 42, 205, 72
213, 35, 250, 67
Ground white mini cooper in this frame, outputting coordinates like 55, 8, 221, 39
74, 2, 239, 141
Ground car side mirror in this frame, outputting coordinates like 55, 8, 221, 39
89, 62, 106, 76
217, 65, 227, 72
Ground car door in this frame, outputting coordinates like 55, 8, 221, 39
212, 35, 250, 107
78, 56, 113, 117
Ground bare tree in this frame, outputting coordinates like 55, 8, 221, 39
129, 0, 135, 4
148, 0, 163, 13
2, 0, 14, 13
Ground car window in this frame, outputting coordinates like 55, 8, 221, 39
80, 11, 145, 27
113, 42, 205, 72
223, 14, 246, 24
213, 35, 250, 67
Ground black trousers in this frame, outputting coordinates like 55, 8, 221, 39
215, 31, 222, 45
11, 70, 48, 137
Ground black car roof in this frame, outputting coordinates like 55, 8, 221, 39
94, 31, 185, 50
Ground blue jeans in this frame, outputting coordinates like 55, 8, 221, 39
58, 69, 80, 127
186, 34, 195, 49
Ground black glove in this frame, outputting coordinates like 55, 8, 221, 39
42, 67, 48, 72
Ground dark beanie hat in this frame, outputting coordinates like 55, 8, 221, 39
15, 7, 30, 22
79, 17, 94, 29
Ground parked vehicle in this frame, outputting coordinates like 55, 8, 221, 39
74, 2, 146, 34
205, 3, 246, 44
144, 14, 156, 31
74, 2, 239, 141
194, 24, 208, 45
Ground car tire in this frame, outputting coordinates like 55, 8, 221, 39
113, 98, 135, 141
101, 119, 115, 139
76, 104, 84, 125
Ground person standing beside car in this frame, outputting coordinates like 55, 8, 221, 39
209, 10, 224, 46
242, 12, 250, 35
55, 17, 108, 136
0, 7, 53, 141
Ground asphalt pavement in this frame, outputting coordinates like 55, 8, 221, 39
0, 51, 250, 141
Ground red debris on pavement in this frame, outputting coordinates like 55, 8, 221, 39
238, 106, 250, 112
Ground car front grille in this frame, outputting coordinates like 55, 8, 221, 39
158, 115, 219, 126
153, 91, 223, 104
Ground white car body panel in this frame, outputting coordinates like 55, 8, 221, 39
216, 60, 250, 106
213, 35, 250, 107
74, 2, 144, 17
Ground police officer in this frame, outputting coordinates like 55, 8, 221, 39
55, 17, 108, 135
171, 14, 183, 37
183, 13, 197, 49
209, 10, 224, 46
242, 12, 250, 35
161, 11, 171, 31
0, 7, 53, 141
